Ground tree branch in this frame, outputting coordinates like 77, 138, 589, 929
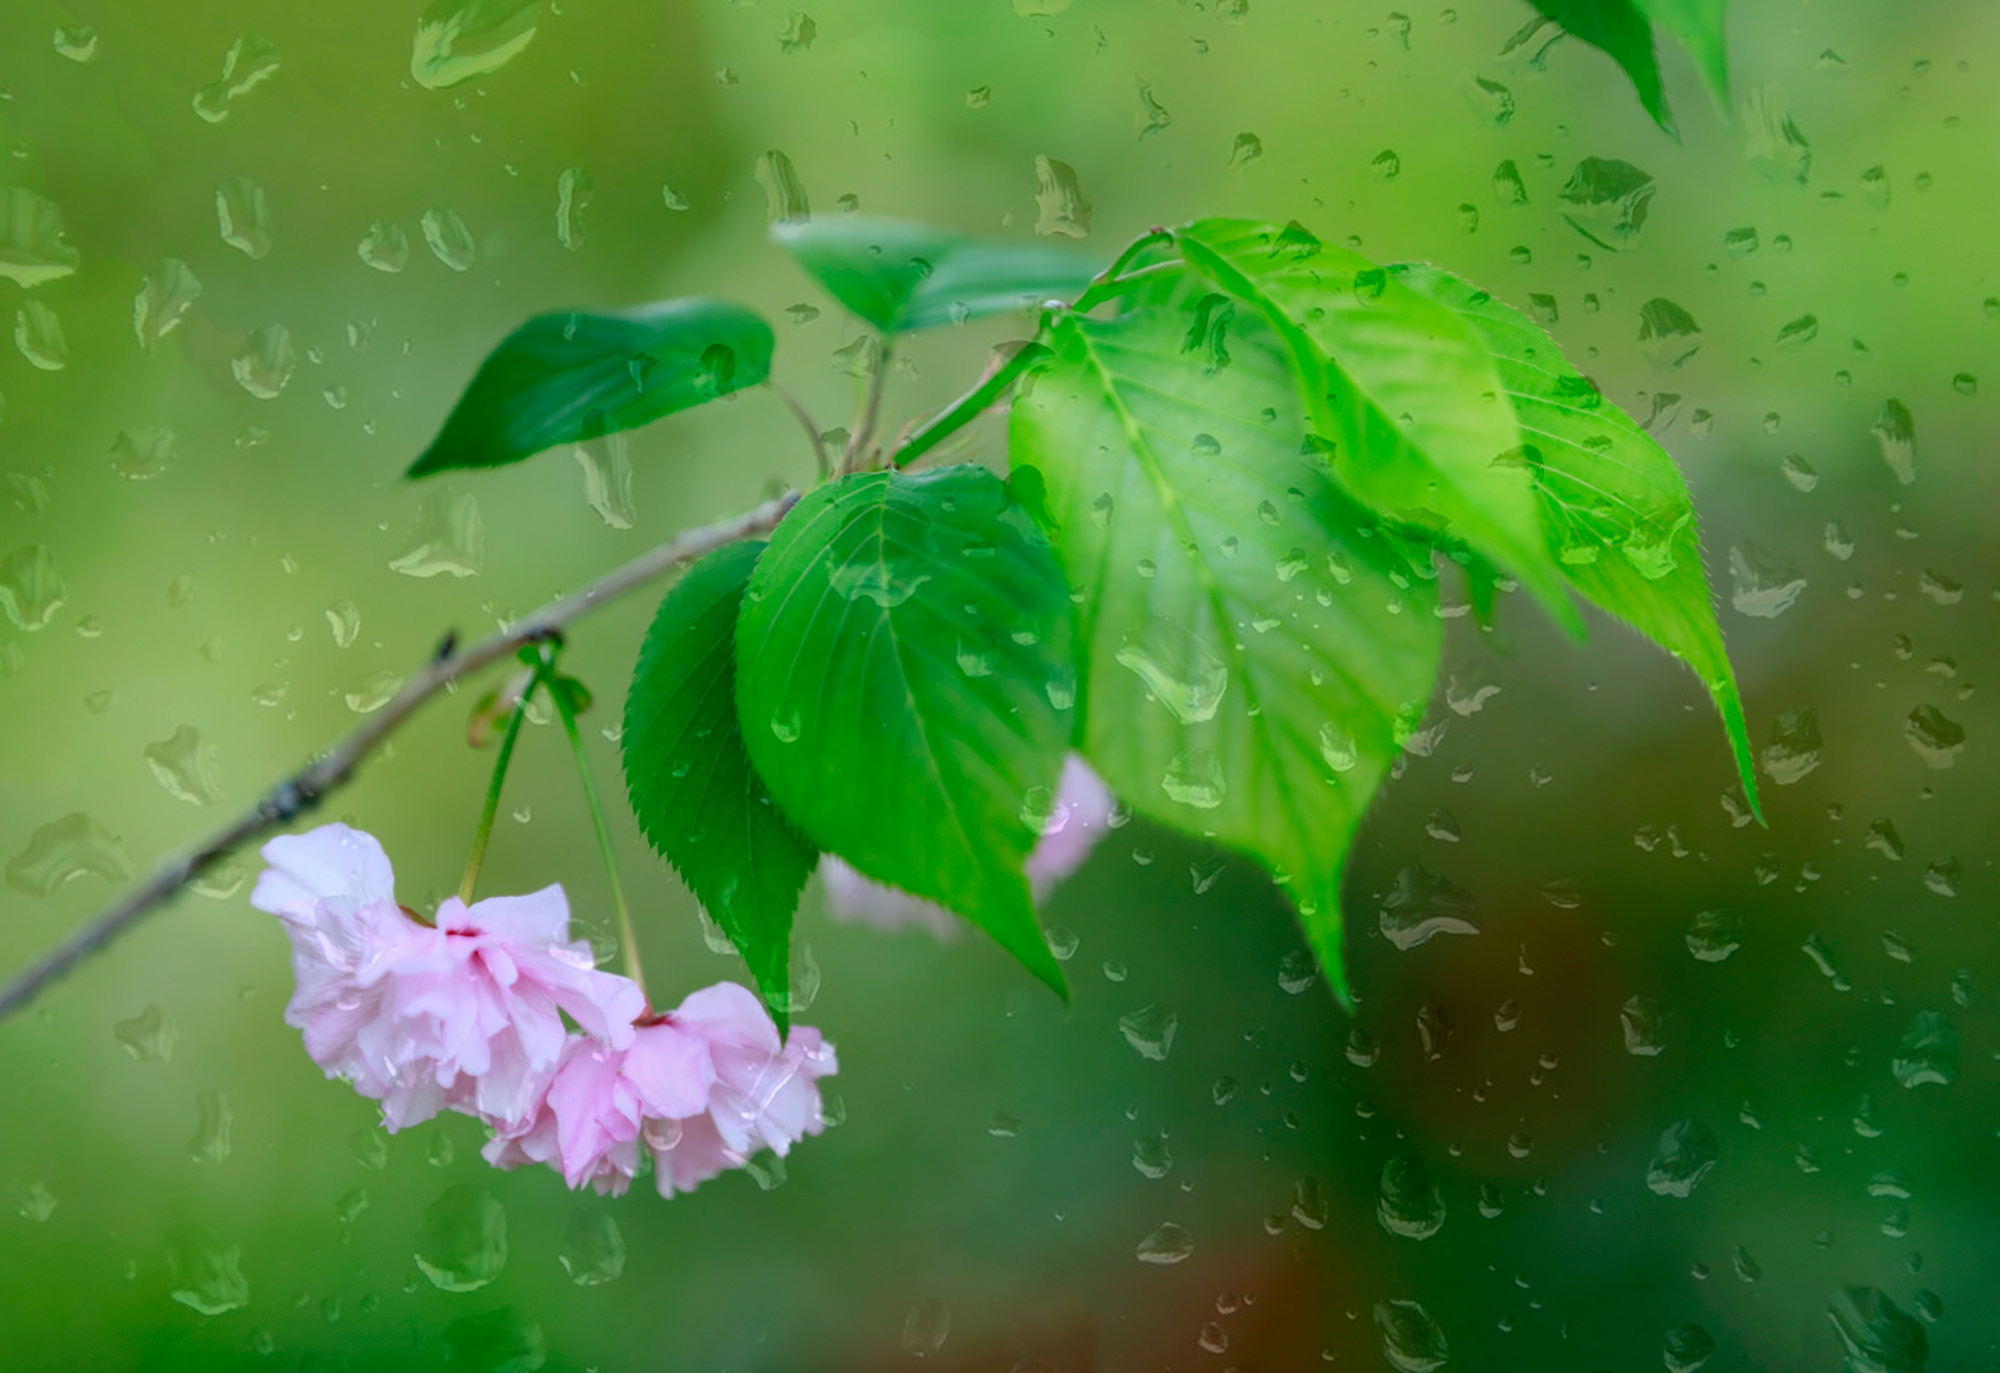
0, 491, 800, 1024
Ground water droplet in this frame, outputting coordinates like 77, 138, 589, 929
231, 322, 296, 398
1621, 995, 1668, 1055
109, 427, 176, 481
6, 813, 131, 895
15, 300, 69, 371
1132, 1131, 1173, 1178
348, 1126, 389, 1170
53, 24, 99, 62
167, 1224, 249, 1314
1292, 1175, 1329, 1229
1742, 85, 1813, 185
1134, 1222, 1194, 1264
145, 725, 222, 805
1638, 298, 1703, 367
1646, 1119, 1719, 1197
391, 490, 484, 577
902, 1298, 951, 1357
555, 166, 591, 250
1664, 1322, 1717, 1373
828, 557, 930, 607
187, 1089, 233, 1164
1780, 452, 1819, 491
776, 11, 817, 53
1033, 155, 1091, 238
558, 1208, 624, 1286
1377, 1153, 1445, 1239
1115, 617, 1227, 723
1827, 1287, 1928, 1373
411, 0, 542, 90
10, 1179, 57, 1222
324, 600, 361, 649
0, 544, 67, 630
769, 709, 802, 743
1465, 74, 1513, 127
342, 669, 407, 715
414, 1185, 508, 1291
216, 176, 274, 258
358, 221, 410, 273
1903, 706, 1964, 769
192, 36, 281, 122
1374, 1298, 1448, 1372
1923, 858, 1960, 897
1491, 158, 1528, 207
421, 207, 478, 271
574, 433, 635, 529
134, 259, 203, 352
114, 1005, 177, 1062
1891, 1011, 1958, 1088
1685, 909, 1741, 962
1118, 1004, 1177, 1061
0, 187, 80, 287
1873, 400, 1917, 485
1369, 147, 1400, 180
1761, 707, 1823, 784
1557, 157, 1654, 250
1378, 862, 1480, 950
1277, 948, 1318, 994
755, 149, 811, 223
1134, 79, 1172, 139
1161, 749, 1225, 808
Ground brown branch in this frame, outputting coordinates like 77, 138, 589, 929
0, 490, 800, 1024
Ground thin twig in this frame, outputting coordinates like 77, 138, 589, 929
0, 491, 800, 1024
841, 337, 891, 473
770, 382, 830, 481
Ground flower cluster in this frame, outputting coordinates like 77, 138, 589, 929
251, 823, 835, 1197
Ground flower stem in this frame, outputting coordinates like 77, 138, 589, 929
458, 668, 540, 905
546, 653, 646, 999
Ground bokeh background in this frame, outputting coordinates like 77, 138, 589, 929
2, 0, 1996, 1367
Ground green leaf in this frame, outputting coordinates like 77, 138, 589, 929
772, 217, 1099, 335
622, 541, 819, 1025
1636, 0, 1728, 105
1394, 262, 1760, 821
1528, 0, 1673, 132
1009, 298, 1444, 1002
735, 465, 1075, 996
1172, 218, 1584, 638
409, 299, 773, 476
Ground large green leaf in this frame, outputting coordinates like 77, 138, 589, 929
1394, 262, 1760, 819
1010, 298, 1443, 1002
772, 217, 1099, 335
1525, 0, 1728, 134
735, 465, 1075, 996
1172, 218, 1583, 638
621, 541, 817, 1027
409, 299, 773, 476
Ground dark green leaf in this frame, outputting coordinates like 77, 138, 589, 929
735, 465, 1074, 996
1010, 298, 1443, 1002
1529, 0, 1672, 132
773, 217, 1099, 335
1394, 262, 1760, 820
409, 299, 773, 476
1173, 218, 1584, 637
622, 542, 818, 1024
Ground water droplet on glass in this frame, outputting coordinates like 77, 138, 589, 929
1134, 1222, 1194, 1264
1685, 909, 1741, 962
415, 1185, 508, 1292
1638, 298, 1703, 367
1132, 1131, 1173, 1179
1891, 1011, 1958, 1088
1375, 1298, 1448, 1372
1646, 1119, 1718, 1198
1873, 400, 1917, 485
421, 207, 478, 271
769, 708, 802, 743
411, 0, 542, 90
134, 259, 203, 352
342, 670, 407, 715
1161, 749, 1225, 809
145, 725, 223, 805
1033, 155, 1090, 238
0, 544, 67, 630
1134, 79, 1172, 139
357, 221, 410, 273
1277, 948, 1317, 994
192, 36, 281, 122
1557, 157, 1653, 250
1621, 994, 1667, 1055
776, 11, 817, 53
53, 24, 99, 62
391, 490, 484, 577
1379, 861, 1480, 950
216, 176, 274, 258
1114, 617, 1226, 723
1377, 1153, 1446, 1239
1827, 1287, 1928, 1373
0, 187, 81, 287
1118, 1004, 1177, 1061
1742, 85, 1813, 185
10, 1179, 57, 1222
574, 433, 635, 529
1903, 705, 1964, 769
1664, 1322, 1717, 1373
114, 1005, 177, 1062
15, 300, 69, 371
1491, 158, 1528, 207
187, 1089, 233, 1164
167, 1224, 249, 1314
1761, 707, 1823, 784
558, 1208, 624, 1286
231, 322, 296, 398
109, 427, 176, 481
555, 166, 591, 250
755, 149, 811, 223
6, 812, 131, 895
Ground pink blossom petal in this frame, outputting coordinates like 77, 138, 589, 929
620, 1020, 716, 1120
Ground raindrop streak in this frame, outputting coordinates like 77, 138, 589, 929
555, 167, 591, 250
1557, 157, 1654, 250
1646, 1119, 1719, 1198
1827, 1288, 1928, 1373
1034, 155, 1091, 238
1118, 1005, 1177, 1061
144, 725, 223, 805
1377, 1153, 1446, 1239
114, 1005, 177, 1062
1378, 862, 1481, 950
1134, 1222, 1195, 1264
1375, 1299, 1449, 1373
0, 187, 81, 286
6, 813, 132, 895
166, 1224, 249, 1315
558, 1208, 624, 1286
414, 1185, 508, 1292
411, 0, 542, 90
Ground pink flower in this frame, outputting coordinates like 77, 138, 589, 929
483, 982, 838, 1198
251, 823, 645, 1132
821, 754, 1113, 935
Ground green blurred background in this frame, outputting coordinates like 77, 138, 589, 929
2, 0, 1996, 1367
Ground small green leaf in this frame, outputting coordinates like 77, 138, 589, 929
1395, 262, 1760, 820
1173, 218, 1583, 637
772, 217, 1099, 335
622, 542, 818, 1024
1528, 0, 1673, 132
409, 299, 773, 476
1636, 0, 1728, 105
1010, 297, 1443, 1002
735, 465, 1074, 996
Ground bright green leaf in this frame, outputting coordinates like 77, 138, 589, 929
1528, 0, 1673, 133
1636, 0, 1728, 105
1010, 298, 1443, 1002
622, 542, 818, 1025
772, 216, 1099, 335
735, 465, 1075, 997
1394, 262, 1760, 820
1173, 218, 1584, 638
408, 299, 773, 476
